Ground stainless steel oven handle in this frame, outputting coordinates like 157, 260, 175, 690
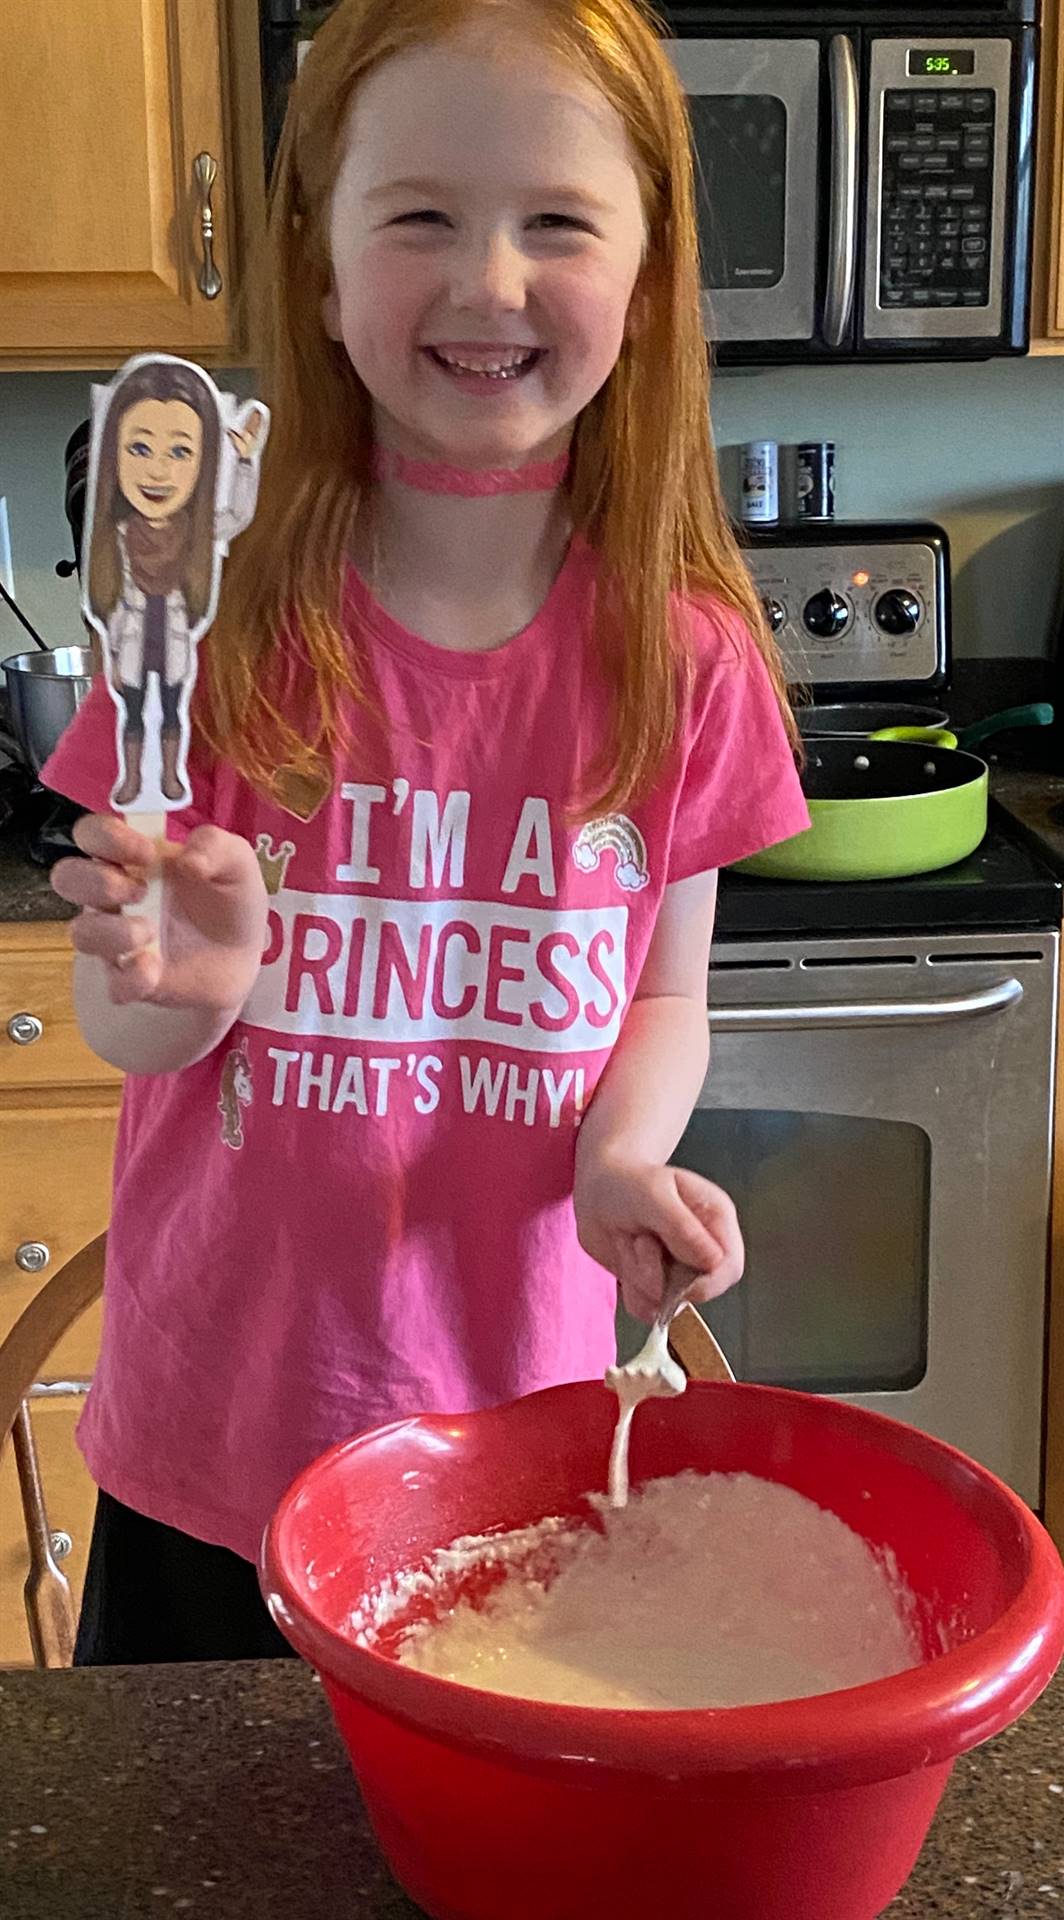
711, 976, 1023, 1033
823, 34, 859, 349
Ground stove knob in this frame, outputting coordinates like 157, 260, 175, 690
762, 596, 786, 634
803, 590, 850, 639
875, 590, 922, 636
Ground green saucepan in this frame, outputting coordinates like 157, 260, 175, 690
798, 700, 1053, 747
733, 737, 990, 883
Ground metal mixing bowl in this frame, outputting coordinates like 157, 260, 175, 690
3, 647, 96, 775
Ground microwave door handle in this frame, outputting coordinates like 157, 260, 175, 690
823, 33, 859, 348
710, 976, 1023, 1034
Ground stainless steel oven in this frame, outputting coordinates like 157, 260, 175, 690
618, 931, 1057, 1505
661, 1, 1037, 361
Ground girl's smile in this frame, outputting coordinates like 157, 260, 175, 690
422, 340, 546, 392
324, 28, 647, 468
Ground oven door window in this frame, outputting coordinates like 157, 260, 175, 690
618, 1110, 930, 1394
664, 39, 820, 343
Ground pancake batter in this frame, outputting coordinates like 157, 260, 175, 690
395, 1471, 917, 1708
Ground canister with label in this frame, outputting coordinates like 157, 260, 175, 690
796, 442, 836, 521
740, 442, 779, 525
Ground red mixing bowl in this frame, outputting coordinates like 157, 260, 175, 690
261, 1382, 1064, 1920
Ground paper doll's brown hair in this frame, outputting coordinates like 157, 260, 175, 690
203, 0, 796, 813
86, 360, 221, 630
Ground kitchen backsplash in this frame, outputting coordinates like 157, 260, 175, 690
2, 358, 1062, 664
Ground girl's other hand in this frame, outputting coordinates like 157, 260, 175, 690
51, 815, 268, 1014
574, 1156, 744, 1324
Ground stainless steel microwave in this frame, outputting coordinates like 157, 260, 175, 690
661, 1, 1038, 361
259, 0, 1038, 364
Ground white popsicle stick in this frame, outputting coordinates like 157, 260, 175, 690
121, 809, 167, 952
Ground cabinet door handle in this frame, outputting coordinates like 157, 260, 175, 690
7, 1012, 43, 1046
193, 151, 223, 301
15, 1242, 51, 1275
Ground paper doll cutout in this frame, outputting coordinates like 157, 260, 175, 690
81, 354, 269, 816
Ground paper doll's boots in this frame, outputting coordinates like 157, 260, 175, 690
114, 734, 143, 808
160, 728, 184, 803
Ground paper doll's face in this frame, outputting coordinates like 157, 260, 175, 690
116, 398, 204, 523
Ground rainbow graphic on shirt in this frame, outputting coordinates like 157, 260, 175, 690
572, 815, 650, 893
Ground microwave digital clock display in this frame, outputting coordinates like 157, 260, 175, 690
908, 49, 977, 78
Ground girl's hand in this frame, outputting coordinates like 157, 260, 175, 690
574, 1155, 744, 1324
51, 815, 268, 1013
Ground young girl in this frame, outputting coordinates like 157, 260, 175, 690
46, 0, 808, 1664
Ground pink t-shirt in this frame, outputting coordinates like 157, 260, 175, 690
43, 541, 809, 1559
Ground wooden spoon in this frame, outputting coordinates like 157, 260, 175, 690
667, 1301, 736, 1384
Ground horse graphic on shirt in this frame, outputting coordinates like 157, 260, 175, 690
219, 1041, 253, 1150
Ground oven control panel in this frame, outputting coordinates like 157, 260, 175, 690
745, 537, 946, 689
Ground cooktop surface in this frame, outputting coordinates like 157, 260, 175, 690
717, 808, 1061, 939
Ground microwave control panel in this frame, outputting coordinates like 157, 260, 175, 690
880, 85, 996, 311
865, 38, 1012, 342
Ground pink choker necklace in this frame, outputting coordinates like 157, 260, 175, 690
371, 446, 569, 496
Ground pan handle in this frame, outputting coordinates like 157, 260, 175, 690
870, 725, 958, 748
711, 976, 1023, 1033
956, 703, 1054, 754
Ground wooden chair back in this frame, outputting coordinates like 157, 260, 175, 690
0, 1233, 106, 1666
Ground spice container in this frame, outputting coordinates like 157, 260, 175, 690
740, 442, 779, 525
796, 442, 836, 521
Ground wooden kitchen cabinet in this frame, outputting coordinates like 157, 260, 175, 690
0, 922, 120, 1665
1032, 0, 1064, 350
0, 0, 267, 368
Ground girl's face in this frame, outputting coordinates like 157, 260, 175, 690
116, 398, 203, 523
324, 30, 647, 468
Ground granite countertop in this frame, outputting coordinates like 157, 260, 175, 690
989, 764, 1064, 871
2, 1659, 1062, 1918
0, 813, 75, 924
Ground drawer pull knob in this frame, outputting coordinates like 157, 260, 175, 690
15, 1242, 51, 1275
7, 1012, 43, 1046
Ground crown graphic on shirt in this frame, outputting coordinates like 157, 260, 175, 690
254, 834, 296, 896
